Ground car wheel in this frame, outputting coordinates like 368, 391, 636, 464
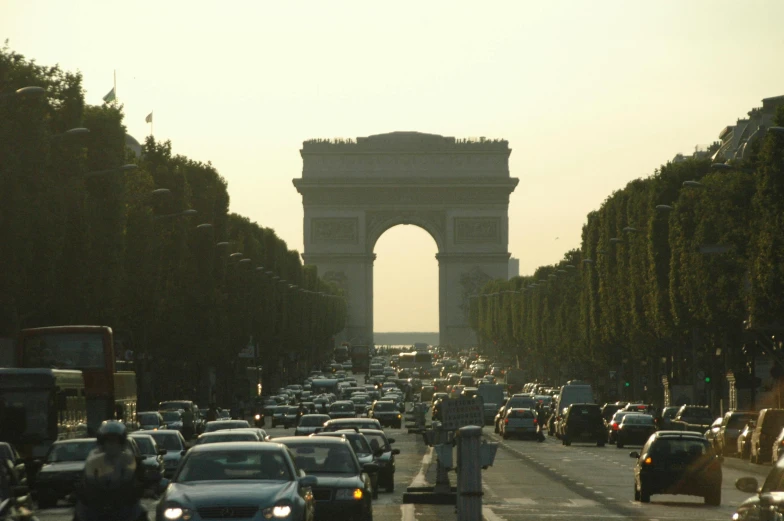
639, 485, 650, 503
37, 495, 57, 509
633, 481, 640, 502
705, 487, 721, 506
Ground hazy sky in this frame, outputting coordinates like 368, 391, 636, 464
4, 1, 784, 332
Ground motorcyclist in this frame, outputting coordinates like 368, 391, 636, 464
74, 421, 147, 521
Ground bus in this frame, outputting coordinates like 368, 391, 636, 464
0, 368, 88, 459
17, 326, 137, 434
351, 345, 371, 374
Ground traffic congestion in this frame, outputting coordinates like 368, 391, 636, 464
3, 344, 784, 521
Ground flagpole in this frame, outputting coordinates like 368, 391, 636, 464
113, 70, 117, 104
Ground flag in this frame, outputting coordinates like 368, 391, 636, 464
102, 87, 116, 104
145, 112, 153, 123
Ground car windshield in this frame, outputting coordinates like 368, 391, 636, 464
622, 415, 654, 425
362, 432, 389, 452
161, 411, 182, 423
300, 415, 328, 427
149, 433, 183, 451
284, 443, 359, 475
46, 441, 96, 463
341, 434, 371, 455
727, 414, 756, 429
650, 439, 710, 458
130, 436, 156, 455
137, 413, 160, 425
330, 403, 354, 412
374, 402, 396, 411
196, 433, 258, 445
177, 450, 292, 482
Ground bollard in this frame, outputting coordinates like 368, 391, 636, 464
456, 425, 482, 521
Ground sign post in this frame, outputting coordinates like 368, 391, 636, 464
440, 397, 484, 431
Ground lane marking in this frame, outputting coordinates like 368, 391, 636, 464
483, 505, 508, 521
400, 504, 415, 521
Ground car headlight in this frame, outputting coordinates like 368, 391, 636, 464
255, 414, 261, 420
163, 506, 192, 520
262, 503, 292, 519
397, 414, 402, 418
335, 488, 363, 500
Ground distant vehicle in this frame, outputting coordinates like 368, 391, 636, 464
334, 345, 350, 363
17, 325, 137, 434
351, 345, 371, 374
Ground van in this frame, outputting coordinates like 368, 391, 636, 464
750, 408, 784, 464
556, 381, 594, 415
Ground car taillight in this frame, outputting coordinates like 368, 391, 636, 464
533, 419, 538, 425
612, 423, 618, 431
504, 418, 509, 424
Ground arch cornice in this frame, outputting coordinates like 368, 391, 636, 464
365, 210, 446, 254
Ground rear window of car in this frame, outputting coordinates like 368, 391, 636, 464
508, 409, 534, 419
571, 405, 601, 417
650, 438, 710, 456
623, 415, 654, 425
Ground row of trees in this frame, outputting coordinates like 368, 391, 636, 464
0, 45, 346, 406
471, 105, 784, 406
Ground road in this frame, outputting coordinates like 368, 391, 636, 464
482, 431, 759, 521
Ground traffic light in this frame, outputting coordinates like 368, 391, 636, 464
704, 376, 711, 383
624, 381, 630, 388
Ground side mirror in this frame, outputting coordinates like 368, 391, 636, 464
300, 475, 318, 488
363, 463, 380, 474
159, 449, 168, 456
387, 438, 395, 444
392, 449, 401, 455
180, 450, 187, 456
629, 451, 640, 459
736, 477, 759, 494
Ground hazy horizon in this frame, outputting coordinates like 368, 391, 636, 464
5, 0, 784, 332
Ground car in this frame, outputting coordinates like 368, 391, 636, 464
630, 431, 722, 505
500, 408, 544, 441
600, 403, 623, 423
659, 406, 680, 429
34, 438, 97, 508
368, 401, 403, 428
137, 411, 166, 431
734, 455, 784, 519
704, 417, 723, 451
296, 414, 331, 436
194, 430, 262, 445
738, 419, 756, 460
148, 430, 188, 478
328, 401, 357, 420
314, 431, 379, 499
495, 394, 536, 433
359, 429, 399, 493
615, 414, 656, 448
156, 442, 316, 521
560, 403, 606, 447
204, 419, 251, 433
160, 410, 184, 432
276, 436, 374, 521
322, 418, 383, 433
128, 433, 166, 489
607, 411, 642, 445
717, 410, 756, 456
751, 409, 784, 464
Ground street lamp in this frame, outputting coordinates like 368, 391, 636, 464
609, 237, 623, 244
152, 188, 171, 197
196, 223, 213, 230
0, 86, 46, 100
656, 205, 673, 212
216, 241, 230, 248
683, 180, 703, 188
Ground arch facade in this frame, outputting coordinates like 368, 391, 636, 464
293, 131, 518, 347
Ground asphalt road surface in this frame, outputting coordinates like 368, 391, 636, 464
482, 430, 757, 521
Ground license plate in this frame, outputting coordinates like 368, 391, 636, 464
671, 464, 684, 471
581, 432, 593, 438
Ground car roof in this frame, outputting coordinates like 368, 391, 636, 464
53, 438, 96, 445
275, 436, 348, 446
654, 430, 707, 439
199, 430, 257, 437
188, 441, 285, 453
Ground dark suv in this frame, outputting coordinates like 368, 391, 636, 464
561, 403, 606, 447
368, 400, 402, 428
630, 431, 722, 505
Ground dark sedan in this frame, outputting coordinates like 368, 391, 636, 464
368, 401, 402, 428
34, 438, 97, 508
328, 401, 357, 420
128, 433, 166, 489
277, 437, 375, 521
156, 442, 316, 521
630, 431, 722, 505
616, 414, 656, 448
322, 418, 382, 433
360, 429, 399, 493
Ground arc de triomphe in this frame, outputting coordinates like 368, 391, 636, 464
293, 131, 518, 348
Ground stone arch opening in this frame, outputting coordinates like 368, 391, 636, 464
294, 131, 518, 347
373, 224, 439, 334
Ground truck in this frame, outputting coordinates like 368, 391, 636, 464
505, 368, 527, 394
351, 345, 371, 374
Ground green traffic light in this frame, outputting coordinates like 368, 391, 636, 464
704, 376, 711, 383
624, 381, 630, 387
